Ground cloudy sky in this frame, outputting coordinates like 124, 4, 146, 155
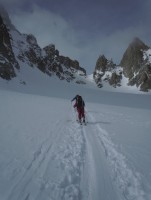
1, 0, 151, 73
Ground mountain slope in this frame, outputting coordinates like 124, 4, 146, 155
0, 15, 19, 80
93, 38, 151, 92
1, 6, 151, 93
0, 8, 86, 84
120, 37, 151, 91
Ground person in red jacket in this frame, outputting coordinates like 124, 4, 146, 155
72, 95, 85, 123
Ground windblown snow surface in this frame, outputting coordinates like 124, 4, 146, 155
0, 67, 151, 200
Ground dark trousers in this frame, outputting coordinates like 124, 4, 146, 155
77, 107, 85, 121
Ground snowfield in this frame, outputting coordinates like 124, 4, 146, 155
0, 8, 151, 199
0, 72, 151, 200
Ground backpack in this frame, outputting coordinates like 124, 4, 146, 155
77, 96, 83, 108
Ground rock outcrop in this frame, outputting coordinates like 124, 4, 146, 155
120, 37, 149, 78
93, 55, 121, 88
0, 15, 19, 80
0, 7, 86, 84
93, 38, 151, 92
120, 37, 151, 91
43, 44, 86, 81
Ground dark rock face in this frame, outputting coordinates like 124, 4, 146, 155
0, 5, 16, 30
0, 9, 86, 83
25, 34, 45, 71
120, 37, 151, 91
94, 55, 108, 72
128, 64, 151, 92
0, 15, 19, 80
109, 72, 122, 87
93, 55, 120, 88
93, 38, 151, 92
120, 37, 149, 78
43, 44, 86, 82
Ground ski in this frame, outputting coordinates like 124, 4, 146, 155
76, 119, 87, 126
78, 121, 87, 126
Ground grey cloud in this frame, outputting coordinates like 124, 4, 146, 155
3, 1, 151, 74
10, 5, 82, 57
0, 0, 25, 7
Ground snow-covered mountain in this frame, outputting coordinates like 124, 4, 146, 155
93, 38, 151, 92
0, 14, 19, 80
93, 55, 121, 88
0, 8, 86, 85
1, 6, 151, 93
1, 7, 151, 200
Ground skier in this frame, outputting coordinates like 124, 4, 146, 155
71, 95, 85, 124
71, 94, 79, 103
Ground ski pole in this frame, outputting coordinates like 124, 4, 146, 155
85, 108, 88, 123
71, 101, 78, 121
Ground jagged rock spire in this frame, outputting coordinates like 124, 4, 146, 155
120, 37, 149, 78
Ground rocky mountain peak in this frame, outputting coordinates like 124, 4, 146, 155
93, 38, 151, 92
120, 37, 149, 78
120, 37, 151, 91
93, 54, 120, 88
130, 37, 148, 49
0, 8, 86, 84
94, 55, 108, 72
0, 14, 19, 80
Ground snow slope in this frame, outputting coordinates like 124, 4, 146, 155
0, 67, 151, 200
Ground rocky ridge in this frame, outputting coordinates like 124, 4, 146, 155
120, 37, 151, 91
0, 15, 19, 80
93, 55, 122, 88
93, 38, 151, 92
0, 9, 86, 84
1, 6, 151, 92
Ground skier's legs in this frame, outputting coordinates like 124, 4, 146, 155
81, 108, 85, 122
77, 108, 82, 122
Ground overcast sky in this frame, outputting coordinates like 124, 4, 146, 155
1, 0, 151, 73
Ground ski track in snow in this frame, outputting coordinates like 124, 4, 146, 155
85, 111, 147, 200
1, 97, 150, 200
5, 113, 86, 200
6, 120, 63, 200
